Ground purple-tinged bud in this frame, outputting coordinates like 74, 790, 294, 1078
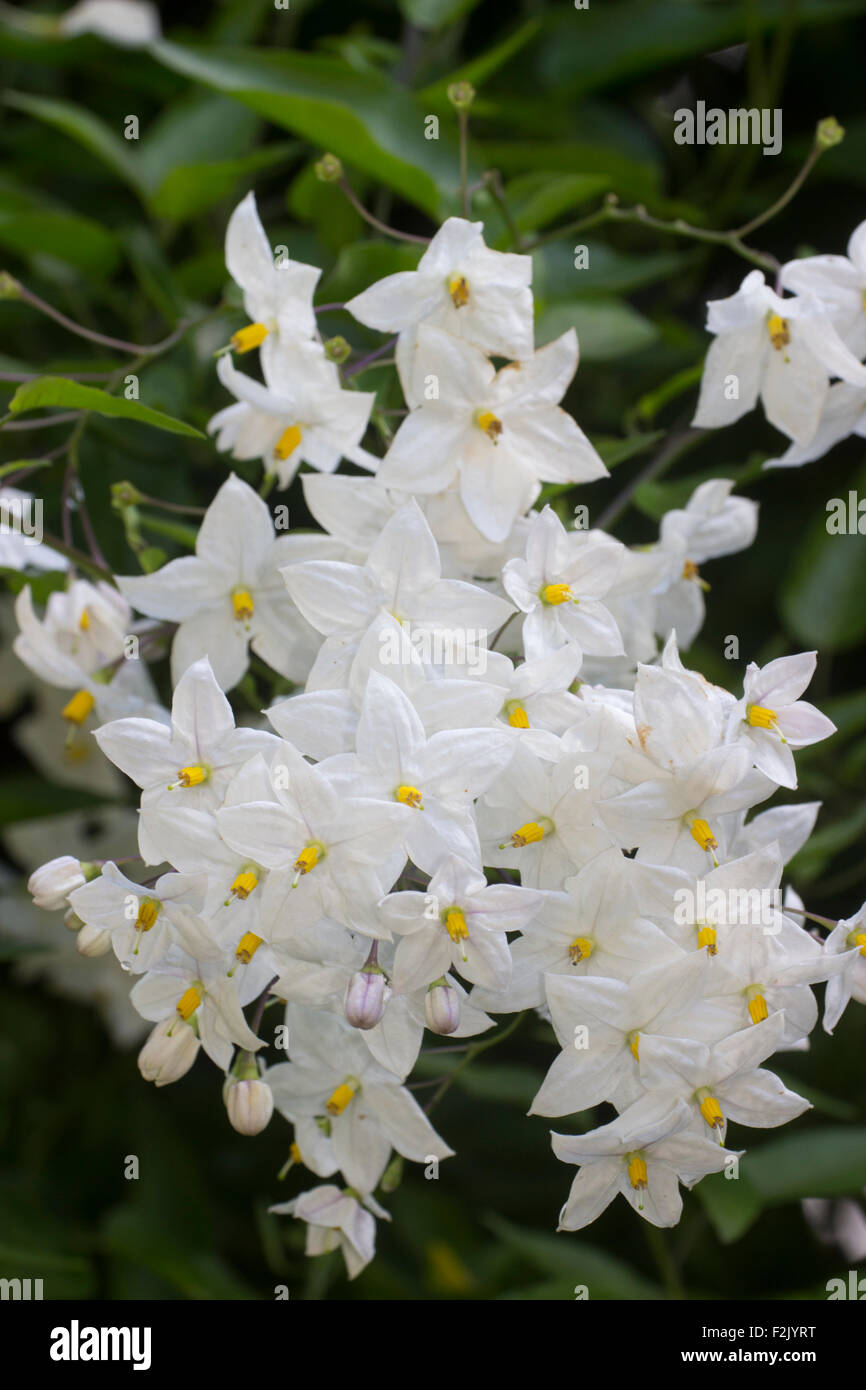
425, 977, 460, 1035
345, 964, 390, 1030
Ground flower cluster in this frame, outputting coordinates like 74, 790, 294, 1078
14, 193, 866, 1282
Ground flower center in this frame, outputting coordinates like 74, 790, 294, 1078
62, 689, 95, 725
448, 274, 470, 308
325, 1077, 359, 1116
230, 870, 259, 901
541, 583, 573, 606
568, 936, 593, 964
444, 907, 469, 943
476, 410, 503, 443
135, 898, 160, 933
745, 984, 768, 1024
235, 931, 263, 964
696, 923, 718, 955
501, 819, 549, 848
505, 701, 529, 728
849, 931, 866, 957
395, 784, 424, 809
231, 322, 268, 353
687, 815, 718, 863
275, 424, 303, 460
747, 703, 778, 729
767, 313, 790, 350
697, 1089, 724, 1129
293, 842, 324, 886
79, 608, 91, 631
176, 985, 202, 1021
628, 1030, 640, 1061
173, 764, 209, 788
232, 588, 255, 621
626, 1153, 647, 1190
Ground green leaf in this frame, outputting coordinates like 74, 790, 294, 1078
536, 297, 658, 360
0, 458, 52, 480
399, 0, 482, 28
151, 40, 462, 216
486, 1214, 663, 1299
319, 239, 422, 304
3, 90, 147, 199
502, 171, 609, 236
780, 462, 866, 651
594, 430, 664, 469
696, 1169, 763, 1244
0, 776, 111, 824
0, 211, 119, 275
8, 377, 205, 438
149, 142, 299, 222
746, 1127, 866, 1204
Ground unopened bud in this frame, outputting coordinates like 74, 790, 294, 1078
138, 1017, 200, 1087
345, 964, 390, 1030
225, 1077, 274, 1136
64, 908, 84, 932
815, 117, 844, 150
0, 272, 20, 300
447, 81, 476, 111
324, 335, 351, 365
111, 480, 145, 508
28, 855, 90, 910
75, 923, 111, 957
315, 153, 343, 183
425, 978, 460, 1035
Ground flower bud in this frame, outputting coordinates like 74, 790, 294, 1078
138, 1017, 200, 1087
345, 965, 390, 1030
816, 116, 844, 150
28, 856, 88, 910
324, 335, 351, 365
0, 272, 21, 300
315, 153, 343, 183
225, 1078, 274, 1136
425, 978, 460, 1035
447, 80, 476, 111
75, 923, 111, 957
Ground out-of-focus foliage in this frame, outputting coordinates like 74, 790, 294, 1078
1, 0, 865, 1300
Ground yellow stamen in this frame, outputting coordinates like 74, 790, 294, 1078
690, 818, 717, 853
176, 764, 208, 788
293, 845, 319, 876
275, 424, 303, 460
395, 784, 423, 809
746, 986, 768, 1025
477, 410, 503, 442
78, 608, 90, 631
325, 1081, 357, 1116
626, 1154, 647, 1190
568, 936, 593, 964
628, 1031, 640, 1061
697, 924, 718, 955
541, 583, 573, 606
289, 1141, 302, 1165
135, 899, 160, 933
767, 313, 790, 350
235, 931, 263, 964
699, 1094, 724, 1129
232, 589, 255, 621
747, 704, 778, 729
505, 821, 545, 848
231, 322, 268, 354
507, 703, 529, 729
681, 559, 700, 581
176, 986, 201, 1021
62, 689, 95, 725
445, 908, 469, 944
448, 274, 470, 308
851, 932, 866, 958
231, 871, 258, 901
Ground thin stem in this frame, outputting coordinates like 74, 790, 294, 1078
38, 531, 115, 583
595, 426, 703, 531
483, 169, 524, 250
784, 906, 838, 930
424, 1011, 526, 1115
1, 411, 81, 431
458, 110, 470, 217
74, 477, 109, 570
10, 278, 197, 357
342, 336, 399, 380
249, 976, 280, 1037
314, 302, 347, 315
733, 142, 821, 238
338, 176, 430, 246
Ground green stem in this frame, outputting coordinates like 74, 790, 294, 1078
644, 1223, 686, 1300
424, 1011, 526, 1115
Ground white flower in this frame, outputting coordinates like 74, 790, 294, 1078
764, 381, 866, 469
378, 327, 607, 543
68, 862, 207, 972
693, 269, 866, 445
781, 220, 866, 357
728, 651, 836, 789
28, 855, 89, 911
59, 0, 160, 46
269, 1183, 390, 1281
116, 474, 333, 689
346, 216, 534, 405
502, 505, 624, 660
824, 906, 866, 1034
225, 1076, 274, 1136
552, 1093, 735, 1231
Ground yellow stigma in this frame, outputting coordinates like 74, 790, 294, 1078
568, 936, 593, 964
231, 322, 268, 353
445, 908, 469, 944
177, 764, 208, 787
747, 704, 778, 729
294, 845, 319, 876
477, 410, 503, 442
507, 703, 529, 729
62, 689, 95, 725
395, 784, 424, 809
699, 1094, 724, 1129
628, 1031, 640, 1061
176, 986, 201, 1021
231, 871, 259, 901
767, 313, 790, 350
289, 1141, 303, 1165
697, 924, 718, 956
275, 423, 303, 460
541, 583, 573, 606
851, 932, 866, 957
690, 818, 717, 853
135, 899, 160, 933
232, 589, 255, 621
746, 986, 769, 1024
506, 821, 545, 848
78, 608, 90, 631
448, 274, 470, 308
325, 1081, 357, 1116
626, 1154, 648, 1190
681, 559, 700, 581
235, 931, 263, 964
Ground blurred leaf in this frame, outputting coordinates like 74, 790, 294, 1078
4, 90, 147, 199
633, 458, 765, 520
9, 378, 205, 438
746, 1127, 866, 1203
781, 462, 866, 651
696, 1169, 763, 1244
102, 1205, 257, 1300
0, 458, 52, 480
320, 240, 422, 304
150, 142, 299, 222
399, 0, 482, 28
536, 297, 658, 360
486, 1214, 663, 1298
0, 776, 111, 823
0, 210, 119, 275
502, 171, 609, 236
